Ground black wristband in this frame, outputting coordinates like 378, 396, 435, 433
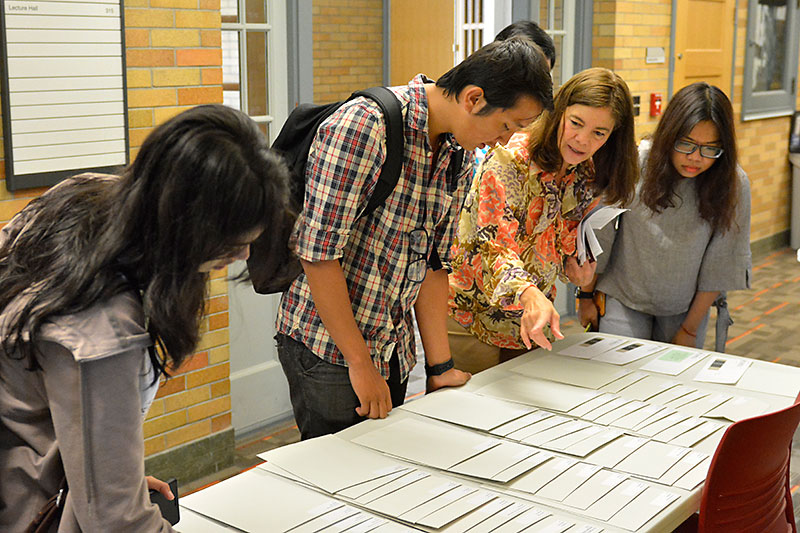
425, 358, 455, 377
575, 288, 595, 299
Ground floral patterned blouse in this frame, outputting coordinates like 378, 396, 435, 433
448, 132, 600, 349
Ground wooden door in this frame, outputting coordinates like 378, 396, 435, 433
389, 0, 455, 85
673, 0, 735, 96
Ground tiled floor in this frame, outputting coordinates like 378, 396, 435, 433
184, 247, 800, 527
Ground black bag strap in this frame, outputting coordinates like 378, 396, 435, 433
351, 87, 404, 219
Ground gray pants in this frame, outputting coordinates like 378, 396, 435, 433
599, 296, 709, 349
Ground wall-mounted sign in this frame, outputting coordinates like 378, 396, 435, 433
0, 0, 128, 190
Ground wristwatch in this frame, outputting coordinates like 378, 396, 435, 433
575, 287, 595, 299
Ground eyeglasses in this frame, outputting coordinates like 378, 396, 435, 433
406, 228, 428, 284
674, 139, 724, 159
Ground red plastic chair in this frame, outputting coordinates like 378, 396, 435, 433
678, 394, 800, 532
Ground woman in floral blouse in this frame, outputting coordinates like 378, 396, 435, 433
447, 68, 638, 374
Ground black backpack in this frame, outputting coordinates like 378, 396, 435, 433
248, 87, 405, 294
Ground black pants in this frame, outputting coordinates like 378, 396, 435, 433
276, 334, 408, 440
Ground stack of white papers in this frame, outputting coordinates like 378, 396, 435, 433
576, 205, 627, 263
640, 348, 708, 375
398, 389, 534, 432
694, 356, 751, 384
592, 340, 665, 365
511, 355, 631, 390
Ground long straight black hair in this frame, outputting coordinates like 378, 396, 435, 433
640, 82, 739, 233
0, 105, 291, 371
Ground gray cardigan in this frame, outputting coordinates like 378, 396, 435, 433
595, 143, 752, 316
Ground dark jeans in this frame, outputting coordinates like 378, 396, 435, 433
276, 334, 408, 440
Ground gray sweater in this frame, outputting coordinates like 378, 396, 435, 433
596, 144, 752, 316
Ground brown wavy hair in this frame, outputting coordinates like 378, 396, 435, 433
526, 67, 638, 206
640, 82, 739, 233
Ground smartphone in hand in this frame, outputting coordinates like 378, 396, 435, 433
149, 477, 179, 525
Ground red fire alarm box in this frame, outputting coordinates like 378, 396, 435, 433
650, 93, 663, 117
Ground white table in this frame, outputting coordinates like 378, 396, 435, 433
180, 333, 800, 532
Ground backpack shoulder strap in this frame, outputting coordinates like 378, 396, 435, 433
350, 87, 404, 219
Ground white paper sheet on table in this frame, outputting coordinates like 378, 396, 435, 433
610, 404, 663, 430
509, 457, 577, 495
418, 490, 497, 529
669, 420, 728, 448
467, 501, 531, 533
542, 424, 605, 452
650, 416, 705, 443
523, 419, 592, 447
633, 407, 680, 431
663, 389, 709, 409
351, 417, 497, 470
704, 394, 772, 422
675, 457, 712, 490
399, 389, 533, 432
398, 485, 477, 524
512, 354, 631, 389
593, 400, 649, 426
558, 335, 626, 359
495, 452, 554, 481
365, 474, 460, 517
524, 516, 575, 533
614, 440, 690, 479
355, 471, 430, 505
568, 393, 619, 418
177, 507, 238, 532
646, 384, 697, 407
492, 507, 551, 532
694, 356, 751, 384
477, 375, 602, 412
336, 468, 413, 500
181, 468, 342, 533
640, 348, 708, 375
638, 413, 691, 437
607, 486, 680, 531
616, 375, 680, 401
659, 450, 708, 486
583, 435, 648, 469
582, 480, 648, 521
735, 359, 800, 398
562, 470, 628, 510
564, 427, 624, 457
583, 397, 633, 422
491, 410, 552, 437
258, 434, 406, 493
506, 414, 571, 442
591, 340, 665, 365
601, 371, 648, 394
323, 512, 376, 533
450, 441, 538, 481
536, 462, 602, 502
289, 505, 362, 533
438, 497, 516, 533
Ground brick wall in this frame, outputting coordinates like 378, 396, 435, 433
0, 1, 230, 464
312, 0, 384, 102
594, 0, 798, 244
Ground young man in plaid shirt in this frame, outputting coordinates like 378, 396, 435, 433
276, 37, 554, 439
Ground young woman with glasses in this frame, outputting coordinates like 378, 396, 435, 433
447, 68, 639, 374
0, 105, 291, 531
579, 82, 751, 348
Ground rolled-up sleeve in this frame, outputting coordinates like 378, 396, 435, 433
293, 102, 385, 263
698, 171, 752, 291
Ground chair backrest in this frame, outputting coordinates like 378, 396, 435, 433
698, 397, 800, 533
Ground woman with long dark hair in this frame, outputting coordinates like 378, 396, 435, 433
0, 104, 291, 531
448, 68, 639, 373
580, 82, 751, 347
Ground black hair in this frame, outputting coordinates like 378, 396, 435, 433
0, 104, 292, 371
495, 21, 557, 69
436, 36, 553, 115
641, 82, 739, 233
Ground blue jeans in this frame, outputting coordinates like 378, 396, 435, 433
276, 334, 408, 440
599, 296, 710, 349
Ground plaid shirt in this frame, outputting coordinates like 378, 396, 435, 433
276, 75, 475, 381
